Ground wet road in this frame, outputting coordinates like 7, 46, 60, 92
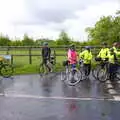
0, 73, 120, 120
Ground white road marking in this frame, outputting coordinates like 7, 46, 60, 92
108, 89, 117, 95
1, 92, 120, 101
0, 93, 116, 101
113, 96, 120, 101
106, 84, 113, 89
105, 80, 111, 84
0, 93, 4, 96
117, 81, 120, 84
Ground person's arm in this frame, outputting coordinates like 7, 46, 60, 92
97, 50, 101, 58
42, 48, 44, 58
79, 51, 85, 59
89, 52, 93, 60
48, 47, 51, 60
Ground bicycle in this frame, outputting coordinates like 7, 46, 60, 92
92, 58, 108, 82
61, 60, 82, 86
0, 61, 14, 78
79, 59, 91, 80
107, 62, 120, 81
39, 56, 55, 77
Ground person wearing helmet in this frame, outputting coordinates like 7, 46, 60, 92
112, 42, 118, 53
112, 42, 120, 58
96, 42, 109, 69
41, 42, 52, 72
67, 44, 78, 69
107, 47, 118, 80
97, 42, 109, 60
79, 46, 92, 78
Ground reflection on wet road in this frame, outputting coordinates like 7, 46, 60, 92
0, 73, 120, 120
0, 74, 111, 98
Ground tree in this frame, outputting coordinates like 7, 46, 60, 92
22, 34, 34, 46
86, 12, 120, 45
56, 31, 71, 45
0, 34, 11, 46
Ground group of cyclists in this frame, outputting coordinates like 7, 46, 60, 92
67, 42, 120, 81
41, 41, 120, 81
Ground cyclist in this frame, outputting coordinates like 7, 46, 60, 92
41, 42, 52, 72
112, 42, 118, 53
107, 48, 118, 80
79, 46, 92, 78
97, 42, 109, 60
67, 44, 78, 71
112, 42, 120, 58
96, 42, 109, 69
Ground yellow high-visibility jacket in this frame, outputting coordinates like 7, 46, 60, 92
97, 48, 109, 59
107, 53, 117, 64
79, 50, 92, 64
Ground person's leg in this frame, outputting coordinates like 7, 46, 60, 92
71, 64, 76, 75
112, 64, 117, 79
87, 64, 91, 76
109, 63, 114, 80
46, 60, 52, 72
44, 59, 49, 73
83, 64, 87, 76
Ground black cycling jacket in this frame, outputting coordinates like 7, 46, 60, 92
42, 47, 51, 60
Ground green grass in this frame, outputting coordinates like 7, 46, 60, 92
0, 49, 99, 75
13, 55, 66, 75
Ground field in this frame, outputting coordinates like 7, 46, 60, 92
0, 48, 68, 75
0, 47, 100, 75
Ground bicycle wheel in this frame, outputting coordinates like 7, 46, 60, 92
92, 66, 100, 80
115, 66, 120, 81
97, 67, 108, 82
67, 70, 82, 86
0, 64, 14, 78
61, 66, 69, 81
115, 71, 120, 81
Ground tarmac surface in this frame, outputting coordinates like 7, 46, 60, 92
0, 73, 120, 120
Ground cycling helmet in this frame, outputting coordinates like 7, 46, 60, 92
85, 46, 91, 50
70, 44, 75, 48
70, 44, 75, 50
43, 42, 48, 46
113, 42, 118, 47
101, 42, 107, 46
109, 48, 114, 52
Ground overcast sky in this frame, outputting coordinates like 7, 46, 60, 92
0, 0, 119, 41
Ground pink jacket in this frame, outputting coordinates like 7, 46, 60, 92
68, 49, 77, 64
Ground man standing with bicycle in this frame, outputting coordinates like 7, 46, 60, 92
41, 42, 52, 73
79, 46, 92, 79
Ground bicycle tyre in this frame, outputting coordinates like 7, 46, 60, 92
61, 67, 69, 81
0, 64, 14, 78
115, 71, 120, 81
92, 68, 98, 80
97, 67, 108, 82
67, 70, 82, 86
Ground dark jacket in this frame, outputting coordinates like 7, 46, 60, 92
42, 47, 51, 60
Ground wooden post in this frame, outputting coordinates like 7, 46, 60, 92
6, 47, 9, 55
11, 55, 13, 64
29, 47, 32, 64
54, 49, 56, 64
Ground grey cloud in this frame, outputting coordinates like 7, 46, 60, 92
19, 0, 118, 26
25, 0, 92, 24
34, 9, 77, 23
